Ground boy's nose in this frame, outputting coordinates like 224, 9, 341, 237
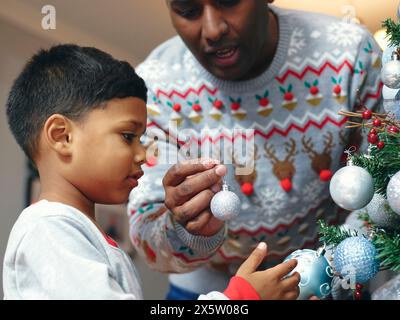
134, 144, 147, 166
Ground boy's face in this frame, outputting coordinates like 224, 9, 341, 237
69, 97, 147, 204
167, 0, 271, 80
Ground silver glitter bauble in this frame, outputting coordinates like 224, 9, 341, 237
210, 184, 240, 221
333, 236, 379, 284
284, 248, 333, 300
329, 165, 374, 211
387, 171, 400, 215
381, 59, 400, 89
382, 46, 398, 65
365, 193, 400, 228
382, 85, 400, 100
382, 86, 400, 119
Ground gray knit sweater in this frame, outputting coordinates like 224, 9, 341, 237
128, 6, 382, 294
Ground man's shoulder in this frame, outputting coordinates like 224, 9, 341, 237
275, 6, 371, 46
136, 35, 200, 86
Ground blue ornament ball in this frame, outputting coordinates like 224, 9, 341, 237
284, 249, 334, 300
333, 237, 379, 284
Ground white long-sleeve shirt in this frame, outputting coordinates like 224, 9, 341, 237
3, 200, 144, 299
3, 200, 231, 300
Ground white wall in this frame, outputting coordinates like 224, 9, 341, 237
0, 18, 51, 297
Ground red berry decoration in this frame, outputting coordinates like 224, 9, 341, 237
354, 290, 362, 300
231, 102, 241, 111
333, 85, 342, 95
355, 283, 363, 291
377, 141, 385, 149
373, 118, 382, 127
310, 86, 319, 95
284, 92, 294, 101
369, 128, 377, 135
362, 109, 372, 120
368, 133, 378, 144
173, 103, 181, 112
213, 100, 223, 109
388, 126, 399, 134
193, 104, 202, 112
241, 182, 254, 196
259, 98, 269, 107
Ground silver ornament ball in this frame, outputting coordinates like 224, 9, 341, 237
381, 59, 400, 89
329, 165, 374, 211
387, 170, 400, 216
365, 193, 400, 228
210, 184, 240, 221
284, 249, 333, 300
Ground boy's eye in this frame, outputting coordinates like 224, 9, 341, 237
122, 133, 135, 143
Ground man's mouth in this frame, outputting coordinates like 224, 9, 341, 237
215, 47, 237, 58
208, 46, 240, 67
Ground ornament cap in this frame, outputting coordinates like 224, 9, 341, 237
392, 51, 400, 61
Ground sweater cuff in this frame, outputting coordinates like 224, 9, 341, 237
223, 276, 261, 300
172, 218, 226, 255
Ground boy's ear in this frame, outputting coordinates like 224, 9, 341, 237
43, 114, 74, 157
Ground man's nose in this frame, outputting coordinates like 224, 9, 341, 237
201, 6, 228, 43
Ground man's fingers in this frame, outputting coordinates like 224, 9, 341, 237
236, 242, 268, 276
172, 165, 226, 203
163, 159, 220, 187
272, 259, 298, 279
174, 189, 216, 223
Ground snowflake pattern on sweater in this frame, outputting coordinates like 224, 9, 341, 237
128, 6, 382, 292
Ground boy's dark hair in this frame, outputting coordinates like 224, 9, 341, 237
6, 44, 147, 160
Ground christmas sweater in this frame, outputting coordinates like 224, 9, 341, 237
128, 6, 382, 294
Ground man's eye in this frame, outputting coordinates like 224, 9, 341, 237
217, 0, 240, 8
173, 6, 200, 18
122, 133, 135, 143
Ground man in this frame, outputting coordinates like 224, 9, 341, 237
128, 0, 382, 299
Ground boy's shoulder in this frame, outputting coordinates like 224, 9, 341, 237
5, 200, 101, 254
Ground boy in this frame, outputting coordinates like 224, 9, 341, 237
3, 44, 300, 299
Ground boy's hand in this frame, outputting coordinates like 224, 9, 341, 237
236, 242, 300, 300
162, 159, 226, 236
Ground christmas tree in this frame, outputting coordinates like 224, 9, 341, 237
318, 13, 400, 300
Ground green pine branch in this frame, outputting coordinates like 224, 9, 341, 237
383, 18, 400, 48
317, 220, 358, 246
372, 229, 400, 272
352, 132, 400, 195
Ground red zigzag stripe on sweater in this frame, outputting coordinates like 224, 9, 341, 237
148, 116, 348, 146
154, 60, 358, 99
275, 60, 354, 83
156, 84, 218, 99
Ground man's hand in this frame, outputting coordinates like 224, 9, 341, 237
163, 159, 227, 236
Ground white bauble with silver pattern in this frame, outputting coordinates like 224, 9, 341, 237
329, 164, 375, 211
365, 193, 400, 228
210, 183, 240, 221
381, 52, 400, 89
387, 171, 400, 216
